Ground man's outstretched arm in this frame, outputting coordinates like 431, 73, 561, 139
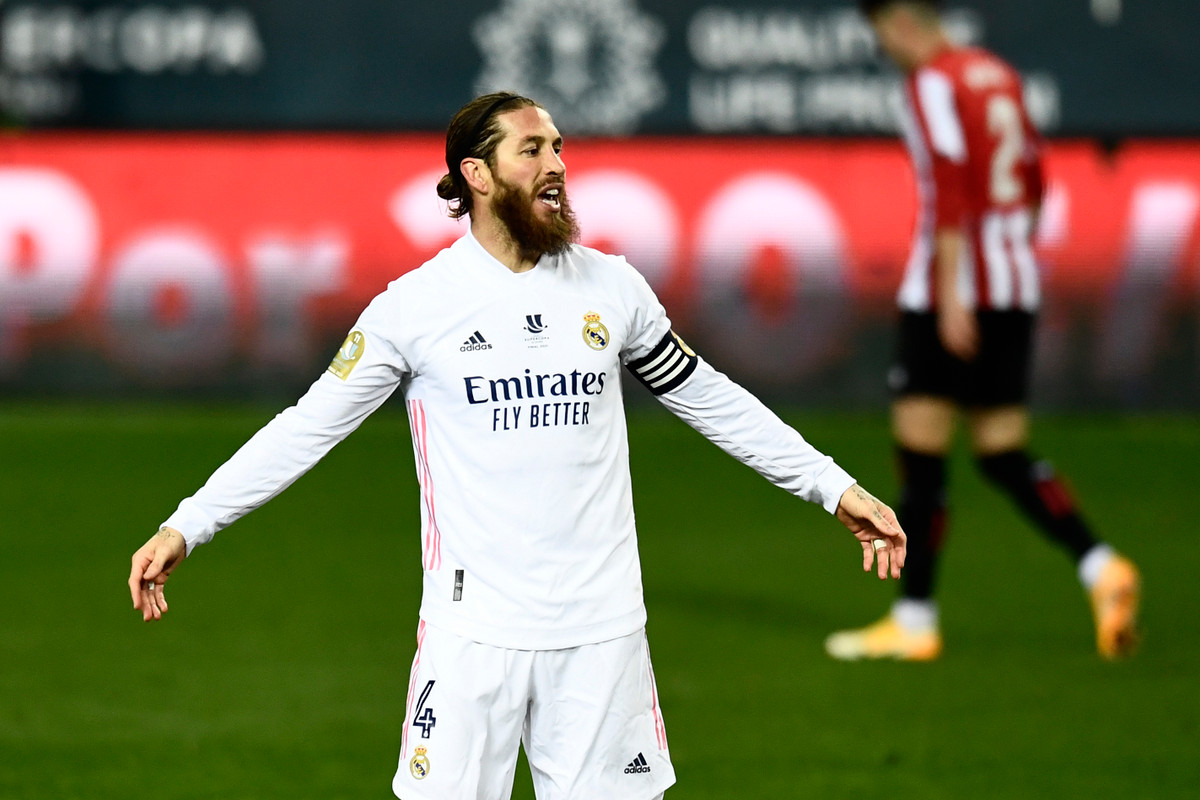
625, 332, 905, 578
126, 311, 408, 622
125, 375, 395, 624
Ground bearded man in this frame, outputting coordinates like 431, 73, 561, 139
128, 92, 906, 800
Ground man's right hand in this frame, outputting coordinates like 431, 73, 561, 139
129, 526, 186, 622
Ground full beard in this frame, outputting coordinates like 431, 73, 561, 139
492, 176, 580, 260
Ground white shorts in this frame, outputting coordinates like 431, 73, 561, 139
391, 620, 676, 800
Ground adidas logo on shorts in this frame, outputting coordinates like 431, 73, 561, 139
624, 752, 651, 774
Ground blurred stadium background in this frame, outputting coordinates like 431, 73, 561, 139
2, 1, 1198, 798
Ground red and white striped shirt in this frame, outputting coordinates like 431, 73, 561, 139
896, 45, 1045, 312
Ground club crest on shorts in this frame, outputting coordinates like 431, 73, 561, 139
328, 330, 365, 380
582, 311, 609, 351
409, 746, 431, 780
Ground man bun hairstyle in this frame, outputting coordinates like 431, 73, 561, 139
437, 91, 542, 219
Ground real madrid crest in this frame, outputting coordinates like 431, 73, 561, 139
410, 746, 431, 780
582, 311, 609, 351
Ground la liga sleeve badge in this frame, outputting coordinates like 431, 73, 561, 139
328, 330, 366, 380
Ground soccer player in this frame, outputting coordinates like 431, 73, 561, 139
825, 0, 1140, 662
128, 92, 907, 800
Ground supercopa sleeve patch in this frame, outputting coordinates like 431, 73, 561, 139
626, 330, 698, 395
327, 330, 366, 380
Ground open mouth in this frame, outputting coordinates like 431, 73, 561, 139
537, 186, 562, 211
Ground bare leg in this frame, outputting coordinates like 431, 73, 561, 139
969, 406, 1097, 560
891, 396, 956, 601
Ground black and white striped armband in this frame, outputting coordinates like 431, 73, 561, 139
625, 330, 699, 395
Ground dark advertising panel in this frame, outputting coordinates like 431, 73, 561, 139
1, 1, 1197, 136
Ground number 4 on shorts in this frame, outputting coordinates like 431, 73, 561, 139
413, 680, 437, 739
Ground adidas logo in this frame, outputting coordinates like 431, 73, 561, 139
460, 331, 493, 352
624, 753, 651, 774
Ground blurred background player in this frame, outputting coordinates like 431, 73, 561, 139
825, 0, 1140, 662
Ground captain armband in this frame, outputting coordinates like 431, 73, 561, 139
625, 330, 698, 396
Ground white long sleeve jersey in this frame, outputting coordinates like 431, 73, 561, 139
164, 231, 856, 650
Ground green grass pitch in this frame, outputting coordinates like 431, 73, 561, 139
1, 402, 1197, 799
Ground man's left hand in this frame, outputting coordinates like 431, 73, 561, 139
834, 484, 906, 580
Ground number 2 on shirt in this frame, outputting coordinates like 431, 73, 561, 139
987, 94, 1025, 205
